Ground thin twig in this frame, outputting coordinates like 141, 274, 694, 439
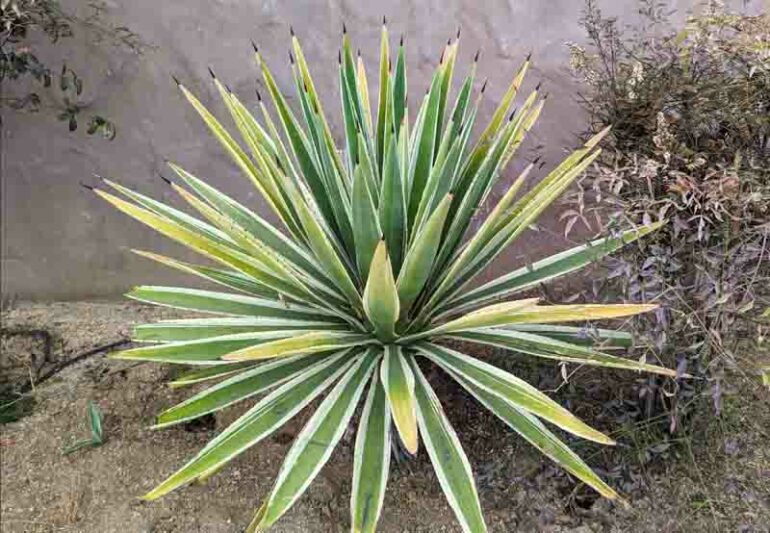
18, 338, 130, 394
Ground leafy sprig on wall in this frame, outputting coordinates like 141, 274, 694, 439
1, 0, 149, 139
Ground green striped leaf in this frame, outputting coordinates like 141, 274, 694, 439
432, 105, 529, 281
414, 302, 657, 342
452, 373, 620, 500
462, 57, 529, 180
110, 331, 299, 365
397, 194, 452, 315
501, 324, 632, 349
417, 343, 614, 445
494, 127, 611, 234
311, 109, 355, 254
407, 71, 443, 230
341, 32, 371, 139
352, 163, 382, 280
380, 345, 418, 454
391, 44, 407, 137
167, 363, 257, 388
126, 286, 337, 321
96, 188, 313, 304
133, 317, 347, 343
222, 331, 371, 361
216, 83, 298, 233
357, 55, 373, 133
442, 224, 664, 316
413, 133, 463, 233
256, 53, 339, 236
168, 182, 315, 303
357, 132, 380, 207
167, 163, 327, 285
474, 303, 658, 326
379, 135, 406, 272
434, 149, 603, 303
375, 21, 390, 171
291, 35, 349, 194
132, 250, 277, 300
155, 355, 322, 428
248, 350, 379, 530
177, 83, 287, 226
449, 328, 676, 376
405, 298, 540, 341
408, 355, 487, 533
143, 350, 356, 500
293, 187, 363, 310
435, 41, 458, 151
103, 179, 234, 248
340, 59, 361, 174
351, 366, 391, 533
428, 164, 534, 309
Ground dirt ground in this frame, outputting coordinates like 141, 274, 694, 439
1, 301, 769, 532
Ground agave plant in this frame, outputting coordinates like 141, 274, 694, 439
89, 21, 675, 532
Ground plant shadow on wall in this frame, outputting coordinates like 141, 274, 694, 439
84, 18, 683, 533
0, 0, 149, 139
564, 0, 769, 469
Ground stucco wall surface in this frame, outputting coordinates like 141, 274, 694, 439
1, 0, 731, 299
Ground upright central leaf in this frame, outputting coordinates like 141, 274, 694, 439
363, 241, 400, 341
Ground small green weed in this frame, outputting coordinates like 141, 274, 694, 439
62, 401, 104, 455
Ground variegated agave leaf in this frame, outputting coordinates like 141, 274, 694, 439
90, 22, 675, 533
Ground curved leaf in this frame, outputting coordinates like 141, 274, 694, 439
450, 328, 676, 376
132, 250, 276, 299
110, 331, 300, 365
417, 343, 614, 445
397, 194, 452, 315
380, 345, 418, 454
351, 366, 391, 533
143, 350, 356, 500
155, 354, 322, 428
452, 373, 620, 500
442, 224, 664, 317
133, 317, 347, 343
126, 286, 337, 321
167, 362, 257, 388
249, 349, 379, 530
222, 331, 371, 361
408, 355, 487, 533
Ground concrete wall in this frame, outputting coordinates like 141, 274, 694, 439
0, 0, 732, 300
